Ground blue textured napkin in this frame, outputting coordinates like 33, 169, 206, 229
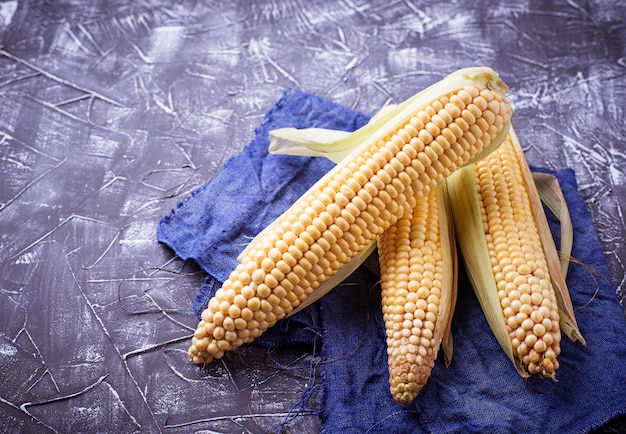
158, 89, 626, 433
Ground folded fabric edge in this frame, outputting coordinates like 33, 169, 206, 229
155, 88, 305, 265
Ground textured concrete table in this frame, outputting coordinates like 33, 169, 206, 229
0, 1, 624, 432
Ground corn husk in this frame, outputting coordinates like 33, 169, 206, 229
532, 172, 573, 285
446, 163, 524, 373
436, 182, 458, 365
268, 67, 510, 168
446, 128, 584, 378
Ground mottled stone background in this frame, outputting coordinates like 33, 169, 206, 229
0, 0, 624, 432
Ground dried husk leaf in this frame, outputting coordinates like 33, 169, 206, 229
268, 128, 353, 162
532, 172, 573, 279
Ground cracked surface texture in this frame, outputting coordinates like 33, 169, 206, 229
0, 0, 624, 432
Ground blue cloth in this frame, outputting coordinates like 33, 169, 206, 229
157, 89, 626, 433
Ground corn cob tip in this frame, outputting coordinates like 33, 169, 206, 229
380, 187, 454, 405
388, 355, 436, 404
449, 66, 509, 95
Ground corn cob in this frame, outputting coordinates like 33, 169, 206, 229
447, 130, 582, 378
189, 67, 513, 365
379, 184, 456, 404
480, 136, 562, 376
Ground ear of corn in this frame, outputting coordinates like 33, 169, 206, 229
189, 67, 513, 365
446, 128, 583, 378
378, 183, 457, 404
271, 105, 459, 405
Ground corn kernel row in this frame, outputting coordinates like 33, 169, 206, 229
379, 189, 444, 404
474, 136, 562, 377
189, 82, 512, 365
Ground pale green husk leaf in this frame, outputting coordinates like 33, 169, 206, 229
532, 172, 573, 280
243, 67, 508, 262
446, 165, 527, 377
269, 66, 510, 167
435, 182, 458, 366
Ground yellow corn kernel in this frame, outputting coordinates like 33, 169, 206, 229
189, 68, 512, 365
448, 130, 567, 379
379, 185, 455, 404
474, 136, 561, 377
